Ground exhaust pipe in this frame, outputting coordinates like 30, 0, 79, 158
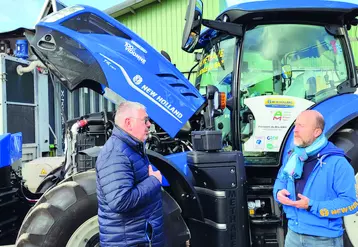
17, 60, 47, 75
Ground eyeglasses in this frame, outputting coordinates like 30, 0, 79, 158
130, 117, 150, 124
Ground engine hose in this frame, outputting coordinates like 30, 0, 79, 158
16, 60, 46, 75
149, 134, 161, 145
86, 118, 105, 125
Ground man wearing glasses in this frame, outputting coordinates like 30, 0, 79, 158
96, 101, 164, 247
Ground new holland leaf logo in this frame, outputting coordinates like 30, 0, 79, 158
319, 208, 329, 217
133, 75, 143, 85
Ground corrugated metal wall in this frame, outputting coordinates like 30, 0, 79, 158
116, 0, 220, 82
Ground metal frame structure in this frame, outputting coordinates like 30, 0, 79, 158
0, 54, 49, 161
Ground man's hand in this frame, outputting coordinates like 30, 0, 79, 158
277, 189, 295, 206
292, 193, 309, 209
148, 165, 162, 184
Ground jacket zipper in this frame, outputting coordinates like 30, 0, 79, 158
292, 157, 323, 225
146, 220, 154, 247
290, 177, 299, 222
302, 156, 325, 196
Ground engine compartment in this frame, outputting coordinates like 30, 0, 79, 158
64, 110, 198, 176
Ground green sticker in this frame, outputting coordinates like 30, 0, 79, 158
266, 143, 274, 149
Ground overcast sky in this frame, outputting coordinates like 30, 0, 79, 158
0, 0, 125, 33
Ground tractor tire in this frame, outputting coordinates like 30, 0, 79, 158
16, 169, 190, 247
15, 170, 98, 247
330, 127, 358, 247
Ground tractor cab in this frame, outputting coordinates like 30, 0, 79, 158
183, 0, 358, 165
182, 1, 358, 246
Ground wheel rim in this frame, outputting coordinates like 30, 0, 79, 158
66, 216, 99, 247
344, 173, 358, 246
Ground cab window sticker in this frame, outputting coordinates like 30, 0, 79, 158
198, 49, 225, 77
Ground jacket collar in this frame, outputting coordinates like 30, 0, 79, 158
112, 125, 145, 155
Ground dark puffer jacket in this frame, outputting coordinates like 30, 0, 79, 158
96, 126, 164, 247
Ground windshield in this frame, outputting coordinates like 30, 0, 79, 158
240, 24, 348, 100
240, 24, 349, 164
195, 24, 350, 164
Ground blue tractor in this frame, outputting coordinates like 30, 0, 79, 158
12, 1, 358, 246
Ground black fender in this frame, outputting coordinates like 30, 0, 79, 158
325, 114, 358, 139
147, 150, 205, 221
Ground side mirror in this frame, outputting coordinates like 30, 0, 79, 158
182, 0, 203, 53
203, 85, 227, 130
282, 64, 292, 80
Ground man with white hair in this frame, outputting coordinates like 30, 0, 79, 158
96, 101, 164, 247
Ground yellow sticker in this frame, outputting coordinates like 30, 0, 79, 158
249, 209, 254, 215
264, 98, 295, 108
319, 208, 329, 217
40, 168, 47, 176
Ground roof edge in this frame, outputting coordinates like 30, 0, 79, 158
104, 0, 160, 18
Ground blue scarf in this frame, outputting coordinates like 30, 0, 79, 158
283, 134, 328, 180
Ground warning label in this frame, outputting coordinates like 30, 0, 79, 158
40, 168, 47, 177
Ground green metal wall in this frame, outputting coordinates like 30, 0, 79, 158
116, 0, 220, 82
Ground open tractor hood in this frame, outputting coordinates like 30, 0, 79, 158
26, 5, 205, 138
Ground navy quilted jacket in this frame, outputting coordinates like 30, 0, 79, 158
96, 126, 164, 247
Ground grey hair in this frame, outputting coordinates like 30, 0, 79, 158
115, 101, 146, 125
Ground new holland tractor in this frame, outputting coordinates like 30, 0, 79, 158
8, 0, 358, 246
